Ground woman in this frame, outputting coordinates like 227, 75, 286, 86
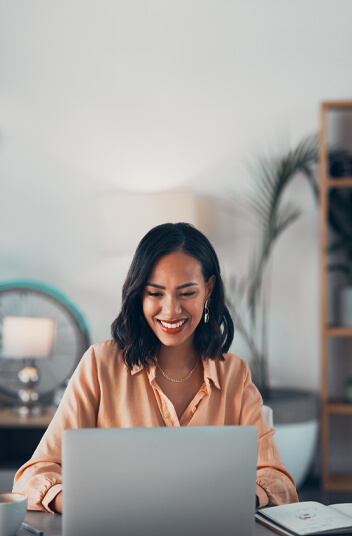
13, 222, 298, 513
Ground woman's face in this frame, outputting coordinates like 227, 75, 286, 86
142, 251, 215, 349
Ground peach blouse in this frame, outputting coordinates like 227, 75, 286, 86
13, 340, 298, 511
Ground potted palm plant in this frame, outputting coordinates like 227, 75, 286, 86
226, 134, 320, 488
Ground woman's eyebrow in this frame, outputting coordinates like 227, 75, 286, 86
177, 283, 199, 289
145, 282, 199, 290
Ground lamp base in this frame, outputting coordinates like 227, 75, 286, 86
15, 404, 43, 417
15, 365, 43, 416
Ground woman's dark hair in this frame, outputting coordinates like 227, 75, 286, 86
111, 222, 234, 368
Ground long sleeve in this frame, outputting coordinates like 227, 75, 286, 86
13, 346, 100, 512
239, 363, 298, 507
12, 341, 298, 512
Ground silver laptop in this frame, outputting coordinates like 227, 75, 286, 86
62, 426, 257, 536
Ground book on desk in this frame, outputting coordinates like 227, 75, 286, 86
256, 501, 352, 535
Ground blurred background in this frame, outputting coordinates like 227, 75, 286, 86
1, 0, 352, 496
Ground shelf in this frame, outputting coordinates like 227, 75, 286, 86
320, 100, 352, 491
325, 326, 352, 337
326, 179, 352, 187
322, 101, 352, 110
322, 474, 352, 491
324, 402, 352, 415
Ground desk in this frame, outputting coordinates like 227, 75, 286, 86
19, 511, 277, 535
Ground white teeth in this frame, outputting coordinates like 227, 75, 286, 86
160, 319, 186, 329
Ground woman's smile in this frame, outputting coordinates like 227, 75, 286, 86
157, 318, 188, 334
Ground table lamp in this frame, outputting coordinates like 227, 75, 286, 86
2, 316, 56, 415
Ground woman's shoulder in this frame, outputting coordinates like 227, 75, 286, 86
81, 339, 126, 370
90, 338, 121, 355
213, 352, 251, 380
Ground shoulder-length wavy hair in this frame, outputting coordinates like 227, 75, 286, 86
111, 222, 234, 368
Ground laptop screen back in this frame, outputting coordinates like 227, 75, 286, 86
62, 426, 257, 536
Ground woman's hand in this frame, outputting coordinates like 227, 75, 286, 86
52, 491, 63, 513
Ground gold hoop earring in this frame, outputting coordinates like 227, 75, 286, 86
204, 299, 210, 323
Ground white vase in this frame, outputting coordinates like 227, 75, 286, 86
263, 389, 319, 489
274, 420, 319, 489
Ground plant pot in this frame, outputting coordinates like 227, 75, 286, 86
263, 388, 319, 489
274, 420, 319, 489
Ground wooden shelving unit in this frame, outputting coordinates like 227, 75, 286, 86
320, 100, 352, 490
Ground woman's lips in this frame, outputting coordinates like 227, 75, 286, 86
157, 318, 188, 334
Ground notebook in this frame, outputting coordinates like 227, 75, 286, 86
62, 426, 257, 536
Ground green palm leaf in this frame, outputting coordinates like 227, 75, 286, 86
228, 134, 318, 392
246, 135, 318, 325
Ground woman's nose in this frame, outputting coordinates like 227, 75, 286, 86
163, 295, 182, 316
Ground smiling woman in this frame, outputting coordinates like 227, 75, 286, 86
141, 250, 215, 409
111, 223, 231, 370
143, 252, 215, 352
13, 223, 298, 514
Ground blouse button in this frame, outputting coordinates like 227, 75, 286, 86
191, 406, 197, 414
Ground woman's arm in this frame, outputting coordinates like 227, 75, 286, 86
13, 346, 100, 512
239, 363, 299, 507
51, 491, 62, 513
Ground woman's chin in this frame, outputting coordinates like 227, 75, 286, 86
157, 330, 193, 348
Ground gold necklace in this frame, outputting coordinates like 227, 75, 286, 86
156, 357, 199, 383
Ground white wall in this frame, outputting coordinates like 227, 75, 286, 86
1, 0, 352, 392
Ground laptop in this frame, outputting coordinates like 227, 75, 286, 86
62, 426, 257, 536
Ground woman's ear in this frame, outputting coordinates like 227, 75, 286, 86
206, 275, 216, 300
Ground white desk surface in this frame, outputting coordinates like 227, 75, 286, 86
19, 510, 277, 535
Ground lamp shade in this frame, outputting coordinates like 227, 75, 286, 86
2, 317, 56, 359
